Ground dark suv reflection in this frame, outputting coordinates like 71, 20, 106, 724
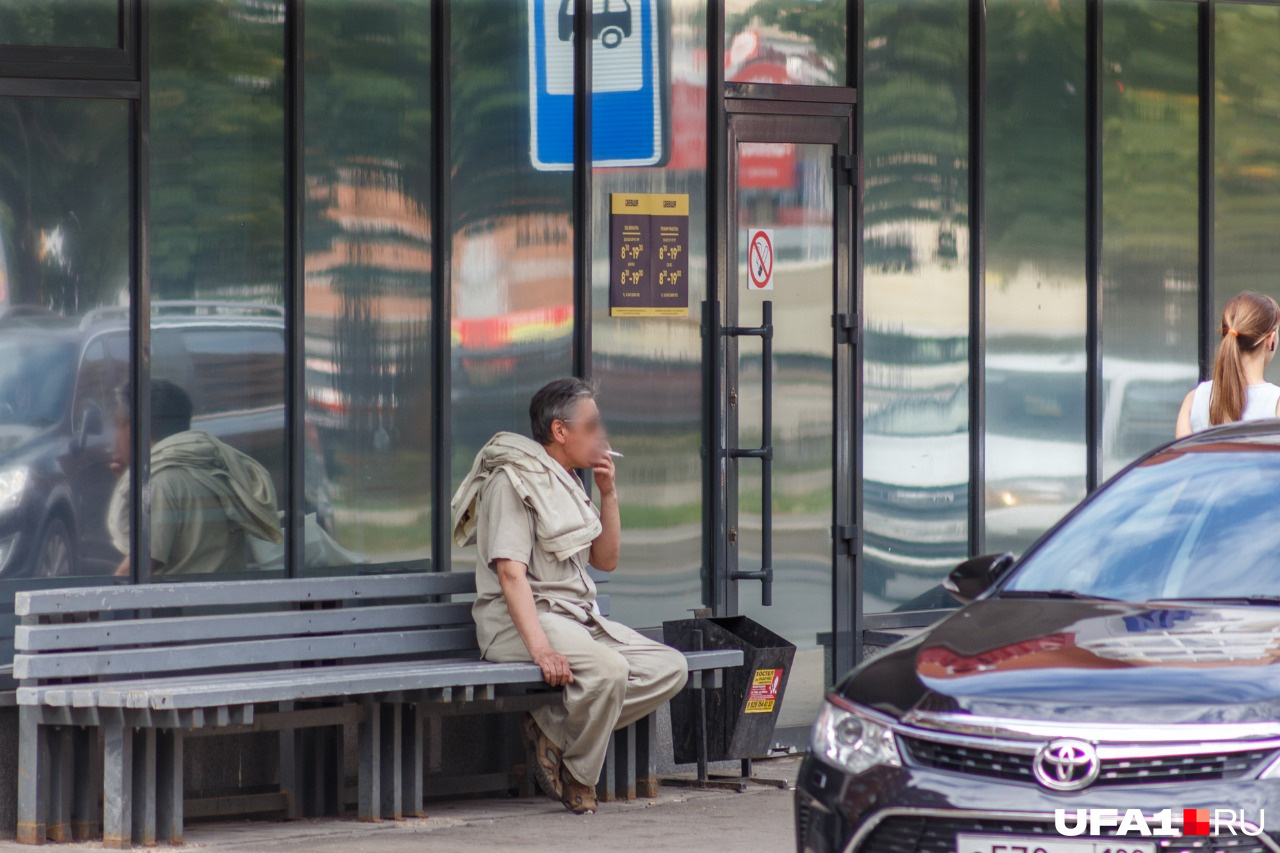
0, 302, 332, 578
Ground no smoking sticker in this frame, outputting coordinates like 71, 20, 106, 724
744, 667, 784, 714
747, 228, 774, 291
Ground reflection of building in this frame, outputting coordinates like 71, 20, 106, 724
305, 160, 433, 437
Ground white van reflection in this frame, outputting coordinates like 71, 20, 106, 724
865, 348, 1196, 611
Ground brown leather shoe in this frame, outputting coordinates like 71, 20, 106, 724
559, 764, 598, 815
520, 714, 564, 802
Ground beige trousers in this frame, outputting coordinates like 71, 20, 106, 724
484, 611, 689, 786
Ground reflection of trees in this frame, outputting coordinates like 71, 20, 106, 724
1102, 0, 1197, 359
451, 0, 572, 228
149, 0, 285, 299
305, 1, 433, 460
987, 0, 1087, 275
1216, 5, 1280, 296
0, 2, 112, 47
0, 99, 128, 312
863, 1, 967, 271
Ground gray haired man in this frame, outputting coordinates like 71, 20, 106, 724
450, 378, 688, 814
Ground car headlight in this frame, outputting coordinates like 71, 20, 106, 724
0, 466, 28, 513
810, 698, 901, 775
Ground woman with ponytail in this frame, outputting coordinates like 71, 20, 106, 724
1176, 291, 1280, 437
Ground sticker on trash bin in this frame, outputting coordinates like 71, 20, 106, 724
744, 668, 783, 713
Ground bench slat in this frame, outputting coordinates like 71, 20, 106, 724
14, 626, 480, 680
19, 649, 744, 711
15, 601, 474, 652
15, 572, 478, 617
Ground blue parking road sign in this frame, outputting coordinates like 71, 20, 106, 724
527, 0, 666, 170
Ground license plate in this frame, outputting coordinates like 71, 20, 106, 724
955, 833, 1156, 853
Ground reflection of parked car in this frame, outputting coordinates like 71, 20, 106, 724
558, 0, 632, 48
864, 345, 1198, 609
0, 302, 333, 578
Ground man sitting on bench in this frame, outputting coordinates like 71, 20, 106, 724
451, 378, 688, 815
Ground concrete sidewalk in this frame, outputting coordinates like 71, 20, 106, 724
0, 757, 800, 853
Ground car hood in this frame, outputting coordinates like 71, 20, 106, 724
839, 598, 1280, 725
0, 423, 48, 461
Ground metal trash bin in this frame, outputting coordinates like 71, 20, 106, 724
663, 616, 796, 764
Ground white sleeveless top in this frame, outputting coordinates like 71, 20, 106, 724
1189, 380, 1280, 433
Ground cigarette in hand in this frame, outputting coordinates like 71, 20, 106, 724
607, 450, 624, 458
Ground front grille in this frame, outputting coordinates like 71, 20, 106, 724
858, 815, 1272, 853
901, 737, 1034, 782
900, 736, 1275, 787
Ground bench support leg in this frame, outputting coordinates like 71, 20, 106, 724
156, 730, 184, 845
357, 701, 382, 822
48, 727, 73, 842
614, 724, 636, 801
635, 713, 659, 798
401, 704, 425, 818
294, 719, 347, 818
379, 703, 402, 820
71, 726, 99, 841
278, 702, 301, 820
595, 733, 617, 803
131, 728, 157, 847
17, 712, 50, 845
101, 722, 133, 850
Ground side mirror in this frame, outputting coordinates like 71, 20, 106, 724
943, 553, 1015, 605
76, 405, 104, 449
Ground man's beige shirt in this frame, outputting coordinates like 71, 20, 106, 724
473, 471, 629, 655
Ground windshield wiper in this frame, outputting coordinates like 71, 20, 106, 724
1146, 595, 1280, 607
999, 589, 1123, 602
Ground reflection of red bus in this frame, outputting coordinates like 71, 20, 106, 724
558, 0, 631, 49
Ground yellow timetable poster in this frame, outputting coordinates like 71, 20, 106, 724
609, 192, 689, 317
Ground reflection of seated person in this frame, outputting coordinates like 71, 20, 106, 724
109, 379, 283, 576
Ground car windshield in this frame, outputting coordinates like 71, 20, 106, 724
986, 367, 1085, 441
1003, 441, 1280, 602
0, 339, 76, 427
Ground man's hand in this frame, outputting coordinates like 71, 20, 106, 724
591, 446, 616, 497
533, 647, 574, 686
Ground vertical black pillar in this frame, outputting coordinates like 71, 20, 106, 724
572, 0, 593, 383
1085, 0, 1103, 493
968, 0, 986, 557
1199, 0, 1216, 379
430, 0, 453, 573
132, 0, 152, 583
704, 0, 728, 614
284, 0, 305, 578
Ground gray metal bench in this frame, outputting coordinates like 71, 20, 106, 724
12, 572, 742, 848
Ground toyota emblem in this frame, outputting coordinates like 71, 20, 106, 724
1032, 738, 1101, 791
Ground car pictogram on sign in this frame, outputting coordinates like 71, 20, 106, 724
558, 0, 633, 49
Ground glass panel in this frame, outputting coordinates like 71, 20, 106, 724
725, 0, 846, 85
0, 0, 118, 48
1216, 2, 1280, 387
0, 98, 131, 580
148, 0, 286, 577
1100, 0, 1198, 480
591, 0, 705, 626
861, 0, 969, 613
304, 0, 432, 573
450, 0, 574, 568
736, 141, 834, 729
984, 0, 1087, 557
